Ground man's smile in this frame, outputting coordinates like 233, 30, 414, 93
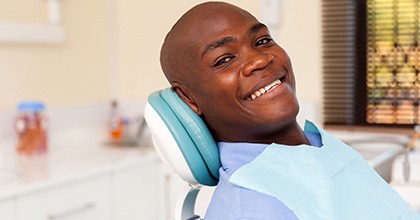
246, 76, 286, 101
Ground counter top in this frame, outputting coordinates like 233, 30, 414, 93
0, 126, 158, 201
1, 124, 419, 214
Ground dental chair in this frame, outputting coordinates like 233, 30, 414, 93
144, 88, 221, 220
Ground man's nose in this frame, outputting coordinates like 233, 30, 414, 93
241, 51, 274, 77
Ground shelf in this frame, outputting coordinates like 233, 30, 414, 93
0, 21, 66, 44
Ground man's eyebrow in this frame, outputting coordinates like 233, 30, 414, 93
201, 23, 268, 58
202, 36, 235, 58
248, 23, 268, 35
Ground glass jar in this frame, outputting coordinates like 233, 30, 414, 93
109, 100, 123, 140
14, 101, 48, 154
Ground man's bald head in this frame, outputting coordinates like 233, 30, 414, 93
158, 2, 303, 144
160, 2, 257, 85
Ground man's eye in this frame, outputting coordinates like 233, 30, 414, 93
256, 37, 274, 46
214, 56, 234, 67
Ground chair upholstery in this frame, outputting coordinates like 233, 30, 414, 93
144, 88, 220, 186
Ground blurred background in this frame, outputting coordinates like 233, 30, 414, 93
0, 0, 321, 112
0, 0, 419, 219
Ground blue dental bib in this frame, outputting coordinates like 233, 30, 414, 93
229, 121, 420, 220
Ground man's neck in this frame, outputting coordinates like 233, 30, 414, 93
263, 121, 310, 146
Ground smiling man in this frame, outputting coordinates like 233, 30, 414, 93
159, 2, 419, 220
160, 2, 313, 219
161, 2, 308, 146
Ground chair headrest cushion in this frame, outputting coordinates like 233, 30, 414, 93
145, 88, 220, 186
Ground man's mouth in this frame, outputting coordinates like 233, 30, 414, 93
246, 77, 285, 101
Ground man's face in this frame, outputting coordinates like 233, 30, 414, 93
174, 6, 299, 143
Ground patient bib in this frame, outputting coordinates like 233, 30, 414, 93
229, 121, 420, 220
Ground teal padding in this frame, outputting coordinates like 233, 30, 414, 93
148, 91, 217, 185
160, 88, 220, 179
147, 90, 220, 186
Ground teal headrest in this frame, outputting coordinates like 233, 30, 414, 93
146, 88, 220, 186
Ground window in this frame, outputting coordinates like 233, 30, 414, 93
323, 0, 420, 126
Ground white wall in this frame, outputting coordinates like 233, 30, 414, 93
273, 0, 322, 103
116, 0, 322, 102
115, 0, 260, 100
0, 0, 110, 111
0, 0, 322, 120
116, 0, 323, 122
272, 0, 323, 122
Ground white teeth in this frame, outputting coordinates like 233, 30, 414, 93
248, 79, 282, 100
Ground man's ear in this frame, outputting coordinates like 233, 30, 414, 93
172, 85, 203, 116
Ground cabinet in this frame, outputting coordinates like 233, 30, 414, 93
0, 143, 193, 220
1, 154, 176, 220
159, 165, 186, 220
0, 199, 14, 219
392, 185, 420, 214
16, 175, 111, 220
158, 165, 215, 219
113, 161, 161, 220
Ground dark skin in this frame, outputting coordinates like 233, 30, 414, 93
161, 2, 310, 146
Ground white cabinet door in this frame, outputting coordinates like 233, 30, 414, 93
158, 166, 186, 220
113, 161, 161, 220
16, 175, 111, 220
392, 185, 420, 214
158, 165, 216, 219
0, 199, 14, 220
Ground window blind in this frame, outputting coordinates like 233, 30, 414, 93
323, 0, 419, 125
322, 0, 359, 124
